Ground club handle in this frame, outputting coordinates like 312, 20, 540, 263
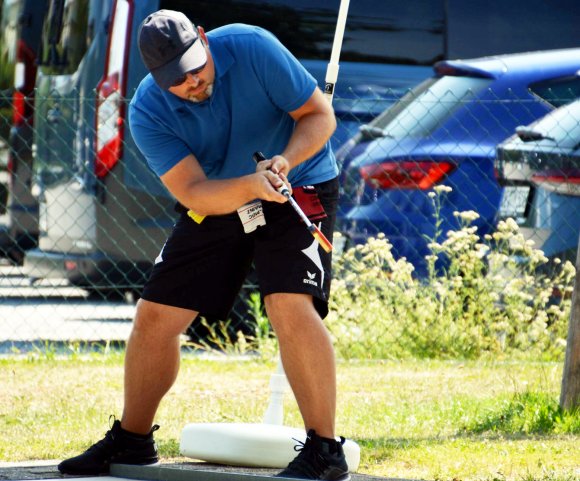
253, 151, 290, 197
252, 152, 333, 253
252, 151, 267, 163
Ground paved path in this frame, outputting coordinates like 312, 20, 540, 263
0, 265, 134, 350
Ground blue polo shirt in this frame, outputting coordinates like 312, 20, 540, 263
129, 24, 338, 187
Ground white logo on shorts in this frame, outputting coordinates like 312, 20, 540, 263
301, 234, 324, 288
303, 270, 318, 286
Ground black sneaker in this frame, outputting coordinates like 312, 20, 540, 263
57, 419, 160, 475
277, 429, 350, 481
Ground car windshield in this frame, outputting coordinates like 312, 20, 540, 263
369, 76, 491, 138
527, 99, 580, 149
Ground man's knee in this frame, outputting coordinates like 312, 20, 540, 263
265, 292, 313, 311
265, 293, 319, 331
133, 299, 197, 338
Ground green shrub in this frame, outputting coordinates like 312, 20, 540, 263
470, 390, 580, 434
327, 186, 575, 360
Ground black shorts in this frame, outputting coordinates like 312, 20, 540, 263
141, 177, 339, 319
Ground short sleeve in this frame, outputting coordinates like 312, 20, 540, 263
249, 28, 317, 113
128, 101, 192, 177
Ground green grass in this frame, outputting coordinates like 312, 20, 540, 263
1, 354, 579, 481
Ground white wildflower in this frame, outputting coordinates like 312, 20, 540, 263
456, 210, 480, 222
475, 243, 490, 258
433, 185, 453, 194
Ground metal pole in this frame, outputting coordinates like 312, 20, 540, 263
324, 0, 351, 104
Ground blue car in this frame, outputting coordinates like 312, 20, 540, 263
496, 98, 580, 265
337, 48, 580, 276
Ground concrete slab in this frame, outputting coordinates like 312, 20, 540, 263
0, 462, 412, 481
0, 463, 284, 481
0, 461, 415, 481
7, 478, 118, 481
111, 464, 298, 481
109, 464, 400, 481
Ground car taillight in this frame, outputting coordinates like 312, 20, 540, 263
95, 0, 132, 179
96, 75, 123, 178
12, 90, 26, 127
360, 161, 455, 190
12, 37, 36, 127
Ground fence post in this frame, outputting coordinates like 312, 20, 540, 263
560, 234, 580, 411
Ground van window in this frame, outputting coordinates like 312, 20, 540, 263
39, 0, 89, 74
159, 0, 445, 66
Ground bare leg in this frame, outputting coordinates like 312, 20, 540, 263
121, 299, 197, 434
264, 293, 336, 438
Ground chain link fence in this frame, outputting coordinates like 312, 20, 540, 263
0, 88, 578, 357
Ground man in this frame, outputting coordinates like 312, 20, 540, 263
58, 10, 348, 480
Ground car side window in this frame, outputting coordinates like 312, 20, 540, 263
529, 77, 580, 108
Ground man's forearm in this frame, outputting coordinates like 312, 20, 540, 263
178, 171, 289, 217
282, 111, 337, 170
181, 176, 255, 216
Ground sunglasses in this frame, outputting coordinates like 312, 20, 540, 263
170, 62, 207, 88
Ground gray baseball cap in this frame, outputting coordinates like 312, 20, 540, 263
138, 10, 207, 90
